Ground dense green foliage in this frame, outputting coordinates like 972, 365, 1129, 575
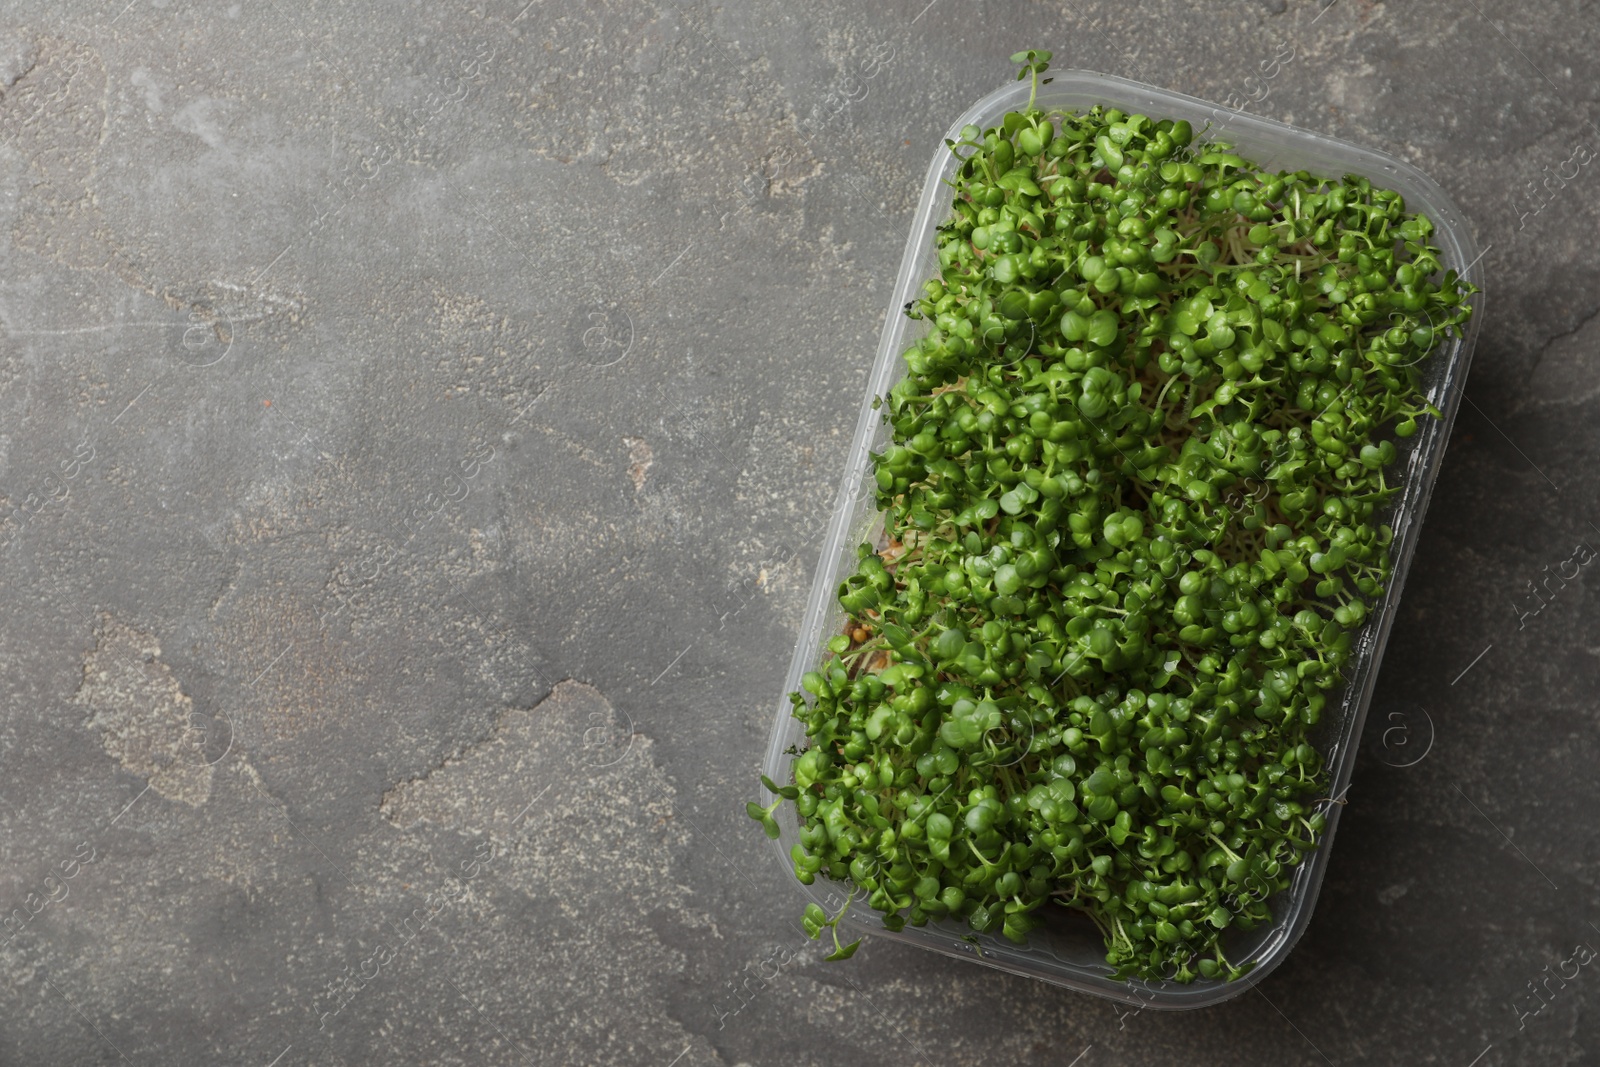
753, 51, 1477, 982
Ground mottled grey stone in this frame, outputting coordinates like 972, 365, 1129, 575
0, 1, 1595, 1064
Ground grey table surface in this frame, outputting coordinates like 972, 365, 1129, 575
0, 1, 1593, 1064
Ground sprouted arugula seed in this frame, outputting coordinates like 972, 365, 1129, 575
753, 49, 1476, 983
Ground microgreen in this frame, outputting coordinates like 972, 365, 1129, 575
1010, 49, 1052, 113
753, 50, 1477, 984
803, 894, 863, 960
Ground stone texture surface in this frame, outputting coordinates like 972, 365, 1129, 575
0, 1, 1595, 1064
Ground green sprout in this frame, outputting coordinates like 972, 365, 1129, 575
803, 894, 863, 961
1011, 49, 1052, 112
757, 49, 1477, 984
747, 774, 799, 838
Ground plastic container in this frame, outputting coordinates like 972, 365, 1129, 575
761, 68, 1484, 1008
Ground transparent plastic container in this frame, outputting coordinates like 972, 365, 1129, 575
761, 68, 1484, 1008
